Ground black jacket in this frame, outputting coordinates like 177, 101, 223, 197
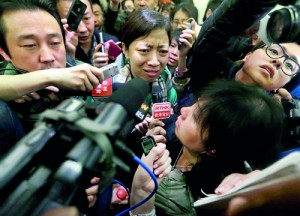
75, 29, 118, 65
188, 0, 279, 93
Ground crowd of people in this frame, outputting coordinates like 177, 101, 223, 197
0, 0, 300, 215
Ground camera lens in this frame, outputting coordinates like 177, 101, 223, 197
267, 5, 300, 43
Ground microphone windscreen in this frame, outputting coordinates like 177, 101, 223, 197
106, 78, 150, 118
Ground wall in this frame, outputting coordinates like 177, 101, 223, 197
193, 0, 209, 24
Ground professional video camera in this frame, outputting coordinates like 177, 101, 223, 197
281, 97, 300, 150
0, 78, 150, 216
266, 0, 300, 43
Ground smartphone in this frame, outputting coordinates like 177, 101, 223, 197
104, 40, 122, 59
178, 18, 194, 49
66, 0, 87, 31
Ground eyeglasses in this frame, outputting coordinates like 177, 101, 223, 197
172, 18, 188, 27
266, 43, 300, 76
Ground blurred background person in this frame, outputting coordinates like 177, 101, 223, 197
92, 0, 105, 31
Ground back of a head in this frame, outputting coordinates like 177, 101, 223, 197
121, 8, 171, 48
203, 0, 223, 22
197, 80, 285, 171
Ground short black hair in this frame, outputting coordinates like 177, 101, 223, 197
0, 0, 65, 57
121, 8, 171, 48
169, 2, 198, 24
202, 0, 223, 22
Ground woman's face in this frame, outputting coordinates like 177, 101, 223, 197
124, 0, 135, 13
123, 28, 169, 82
236, 42, 300, 91
172, 9, 189, 30
168, 37, 180, 67
175, 103, 205, 153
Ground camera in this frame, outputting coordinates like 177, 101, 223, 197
266, 0, 300, 43
0, 78, 150, 215
281, 98, 300, 150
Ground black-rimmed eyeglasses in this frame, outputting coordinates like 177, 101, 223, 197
266, 43, 300, 76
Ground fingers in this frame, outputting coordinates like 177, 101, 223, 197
144, 143, 172, 179
179, 29, 195, 48
69, 64, 103, 91
93, 44, 109, 67
148, 118, 164, 129
45, 86, 60, 93
60, 18, 68, 25
85, 184, 99, 208
215, 170, 261, 194
88, 65, 104, 85
86, 194, 97, 208
215, 173, 246, 194
225, 196, 252, 216
14, 92, 41, 103
272, 88, 292, 103
152, 134, 167, 144
90, 177, 100, 184
147, 126, 166, 136
135, 117, 153, 134
42, 206, 79, 216
54, 64, 104, 91
152, 145, 171, 178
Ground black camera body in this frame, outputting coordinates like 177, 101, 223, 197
0, 99, 116, 216
281, 98, 300, 150
266, 0, 300, 43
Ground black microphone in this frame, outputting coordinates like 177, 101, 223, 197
87, 77, 150, 141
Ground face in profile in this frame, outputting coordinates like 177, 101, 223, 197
3, 9, 66, 72
236, 43, 300, 91
123, 28, 169, 82
175, 103, 204, 153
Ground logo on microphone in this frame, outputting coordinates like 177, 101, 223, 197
152, 102, 171, 119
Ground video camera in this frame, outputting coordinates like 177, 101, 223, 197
266, 0, 300, 43
281, 98, 300, 150
0, 78, 150, 216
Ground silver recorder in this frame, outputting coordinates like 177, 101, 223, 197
101, 63, 119, 80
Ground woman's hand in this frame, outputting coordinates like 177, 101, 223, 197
214, 170, 261, 194
85, 177, 100, 208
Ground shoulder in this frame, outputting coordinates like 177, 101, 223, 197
102, 32, 119, 42
0, 62, 18, 75
160, 66, 172, 80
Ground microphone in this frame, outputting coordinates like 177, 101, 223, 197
86, 77, 150, 141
